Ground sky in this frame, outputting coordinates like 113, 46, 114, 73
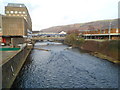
0, 0, 119, 31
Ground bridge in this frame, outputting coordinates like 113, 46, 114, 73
31, 37, 65, 41
30, 33, 120, 42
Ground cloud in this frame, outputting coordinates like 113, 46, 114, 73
0, 0, 119, 30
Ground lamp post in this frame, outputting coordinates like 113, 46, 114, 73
108, 22, 112, 40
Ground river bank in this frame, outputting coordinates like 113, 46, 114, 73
2, 44, 33, 88
64, 40, 120, 64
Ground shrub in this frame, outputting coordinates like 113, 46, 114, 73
64, 33, 85, 46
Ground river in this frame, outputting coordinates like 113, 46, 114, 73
12, 42, 119, 88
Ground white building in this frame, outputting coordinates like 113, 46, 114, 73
59, 31, 67, 35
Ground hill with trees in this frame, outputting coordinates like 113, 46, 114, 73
40, 19, 118, 33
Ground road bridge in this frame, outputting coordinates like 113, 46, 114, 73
31, 37, 65, 41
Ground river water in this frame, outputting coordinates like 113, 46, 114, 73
12, 42, 119, 88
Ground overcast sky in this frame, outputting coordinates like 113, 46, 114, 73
0, 0, 119, 30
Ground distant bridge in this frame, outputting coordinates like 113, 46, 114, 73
30, 32, 120, 41
31, 37, 65, 41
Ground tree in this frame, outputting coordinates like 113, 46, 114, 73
64, 33, 85, 46
67, 29, 80, 36
88, 25, 95, 30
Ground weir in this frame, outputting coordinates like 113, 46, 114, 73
34, 48, 51, 51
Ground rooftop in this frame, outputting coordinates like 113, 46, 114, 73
7, 3, 26, 8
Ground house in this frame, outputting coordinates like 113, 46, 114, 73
59, 31, 67, 35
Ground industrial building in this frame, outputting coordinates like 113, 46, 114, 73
80, 28, 120, 40
1, 3, 32, 47
79, 21, 120, 40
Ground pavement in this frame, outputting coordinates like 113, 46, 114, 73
0, 44, 28, 65
0, 51, 19, 65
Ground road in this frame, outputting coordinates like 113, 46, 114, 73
12, 42, 119, 88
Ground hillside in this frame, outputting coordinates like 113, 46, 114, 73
40, 19, 118, 33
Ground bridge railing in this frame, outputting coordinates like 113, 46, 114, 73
31, 37, 65, 40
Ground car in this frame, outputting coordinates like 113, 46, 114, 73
1, 43, 5, 46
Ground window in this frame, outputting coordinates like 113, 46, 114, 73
10, 11, 14, 14
6, 11, 9, 13
116, 28, 118, 33
15, 11, 18, 14
103, 30, 105, 33
19, 11, 22, 14
23, 11, 25, 14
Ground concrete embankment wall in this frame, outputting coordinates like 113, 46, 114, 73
2, 45, 33, 88
80, 40, 120, 63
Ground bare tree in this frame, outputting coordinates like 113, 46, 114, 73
67, 29, 80, 35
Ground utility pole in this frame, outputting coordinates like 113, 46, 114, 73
108, 22, 112, 40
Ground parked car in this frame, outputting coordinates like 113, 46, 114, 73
1, 43, 6, 46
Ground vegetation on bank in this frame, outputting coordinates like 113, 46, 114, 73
64, 33, 85, 46
64, 30, 85, 46
64, 32, 120, 64
81, 40, 120, 64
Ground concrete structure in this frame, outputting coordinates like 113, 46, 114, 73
5, 3, 32, 31
32, 37, 65, 41
1, 4, 33, 88
2, 16, 28, 36
0, 14, 2, 43
80, 28, 120, 40
31, 31, 67, 38
2, 3, 32, 47
1, 44, 33, 88
39, 32, 59, 35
